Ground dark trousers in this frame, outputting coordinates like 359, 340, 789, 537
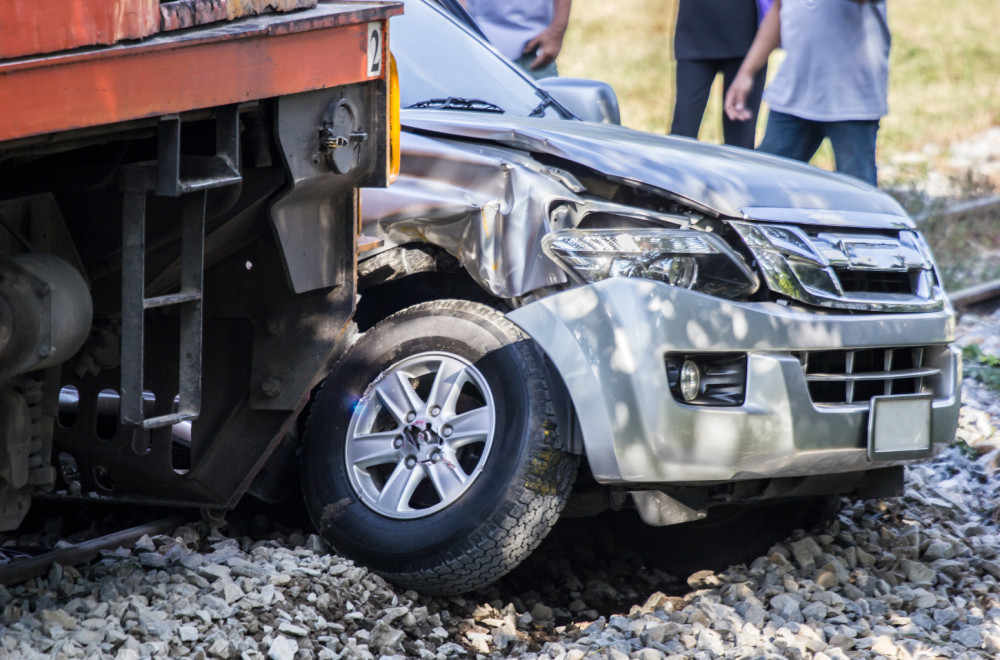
758, 110, 881, 186
671, 57, 766, 150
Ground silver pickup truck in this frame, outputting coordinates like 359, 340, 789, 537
298, 0, 961, 595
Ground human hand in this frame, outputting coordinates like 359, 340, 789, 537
523, 26, 564, 69
724, 71, 757, 121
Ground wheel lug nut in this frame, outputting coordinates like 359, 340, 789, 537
393, 436, 403, 449
406, 412, 416, 423
442, 425, 452, 438
404, 456, 417, 469
431, 451, 443, 464
430, 406, 441, 417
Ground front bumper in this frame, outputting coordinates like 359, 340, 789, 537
507, 278, 961, 484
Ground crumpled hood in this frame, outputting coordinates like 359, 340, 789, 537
402, 110, 913, 229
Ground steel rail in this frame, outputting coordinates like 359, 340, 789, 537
950, 278, 1000, 309
0, 517, 185, 586
914, 194, 1000, 223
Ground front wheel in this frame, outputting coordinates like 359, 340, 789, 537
301, 299, 578, 595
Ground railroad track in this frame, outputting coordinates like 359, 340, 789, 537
951, 278, 1000, 309
924, 193, 1000, 309
0, 517, 185, 587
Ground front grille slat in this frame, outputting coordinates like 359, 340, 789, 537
884, 349, 894, 396
845, 351, 856, 404
801, 347, 941, 406
805, 367, 941, 383
913, 347, 925, 397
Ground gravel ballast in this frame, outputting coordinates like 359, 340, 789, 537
2, 312, 999, 660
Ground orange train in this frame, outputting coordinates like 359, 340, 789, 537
0, 0, 401, 529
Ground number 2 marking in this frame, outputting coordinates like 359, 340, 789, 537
367, 23, 382, 77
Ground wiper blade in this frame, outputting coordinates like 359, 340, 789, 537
530, 97, 556, 117
406, 97, 505, 113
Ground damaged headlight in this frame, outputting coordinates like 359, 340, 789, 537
541, 228, 758, 299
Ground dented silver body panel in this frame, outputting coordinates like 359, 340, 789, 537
361, 111, 917, 299
358, 109, 961, 487
397, 111, 911, 223
506, 278, 961, 484
361, 128, 570, 297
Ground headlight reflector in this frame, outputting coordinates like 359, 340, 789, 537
542, 228, 757, 299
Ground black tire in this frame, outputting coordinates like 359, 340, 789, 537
301, 299, 579, 595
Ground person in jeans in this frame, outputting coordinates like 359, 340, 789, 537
462, 0, 573, 80
724, 0, 890, 186
671, 0, 769, 149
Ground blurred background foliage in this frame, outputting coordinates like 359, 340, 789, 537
559, 0, 1000, 181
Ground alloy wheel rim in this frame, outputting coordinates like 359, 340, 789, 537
345, 351, 496, 519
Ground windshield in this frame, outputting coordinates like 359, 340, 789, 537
391, 0, 564, 118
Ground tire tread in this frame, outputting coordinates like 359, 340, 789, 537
302, 299, 578, 596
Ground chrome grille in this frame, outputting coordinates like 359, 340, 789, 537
800, 347, 941, 407
729, 222, 945, 312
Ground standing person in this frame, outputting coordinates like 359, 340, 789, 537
462, 0, 572, 80
724, 0, 890, 186
671, 0, 769, 149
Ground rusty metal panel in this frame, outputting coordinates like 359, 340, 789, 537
0, 0, 322, 57
0, 0, 160, 59
0, 4, 402, 144
160, 0, 318, 32
160, 0, 229, 31
227, 0, 318, 20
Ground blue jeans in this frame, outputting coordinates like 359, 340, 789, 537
758, 111, 881, 186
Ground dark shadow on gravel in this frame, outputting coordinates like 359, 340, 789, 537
464, 511, 689, 622
463, 496, 840, 622
621, 496, 841, 575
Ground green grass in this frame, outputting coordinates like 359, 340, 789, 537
963, 344, 1000, 391
559, 0, 1000, 180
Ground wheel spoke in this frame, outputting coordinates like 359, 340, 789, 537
443, 405, 492, 449
341, 349, 499, 520
427, 457, 469, 503
425, 358, 468, 415
374, 371, 424, 424
376, 462, 424, 513
348, 431, 399, 468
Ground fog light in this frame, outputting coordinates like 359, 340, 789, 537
679, 360, 700, 402
666, 354, 747, 406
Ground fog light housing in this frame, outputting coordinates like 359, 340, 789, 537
666, 354, 748, 406
679, 360, 701, 402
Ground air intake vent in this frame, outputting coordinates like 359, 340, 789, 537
833, 268, 912, 295
800, 347, 940, 406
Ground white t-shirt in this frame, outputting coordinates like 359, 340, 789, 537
465, 0, 553, 61
765, 0, 890, 121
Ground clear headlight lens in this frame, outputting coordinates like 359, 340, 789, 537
541, 228, 758, 299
